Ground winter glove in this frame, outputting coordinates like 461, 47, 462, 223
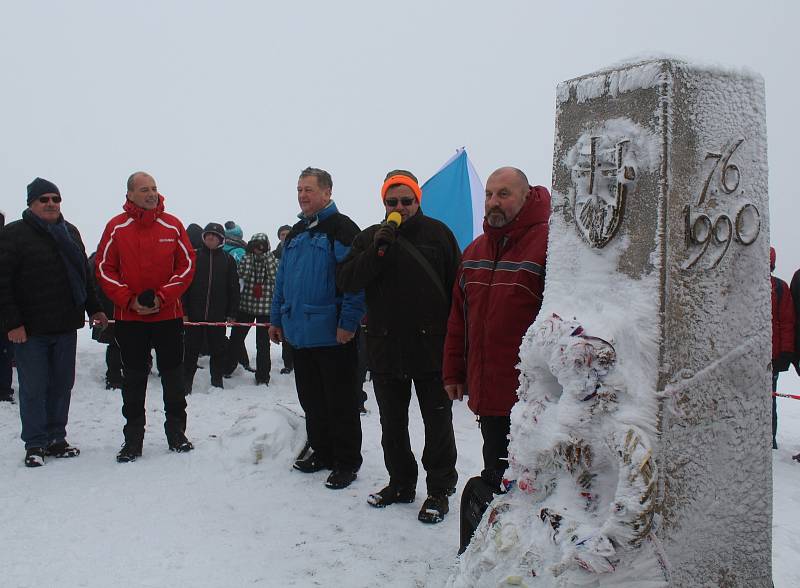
137, 289, 156, 308
373, 224, 396, 253
774, 351, 793, 373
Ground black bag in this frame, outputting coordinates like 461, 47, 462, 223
459, 476, 497, 555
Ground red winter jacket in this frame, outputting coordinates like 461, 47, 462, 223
95, 197, 195, 322
772, 275, 795, 360
443, 186, 550, 416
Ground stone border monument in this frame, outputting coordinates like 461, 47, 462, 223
449, 58, 770, 587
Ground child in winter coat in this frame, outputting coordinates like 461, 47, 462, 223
226, 233, 277, 385
183, 223, 240, 393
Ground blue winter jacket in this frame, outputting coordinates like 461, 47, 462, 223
270, 201, 365, 348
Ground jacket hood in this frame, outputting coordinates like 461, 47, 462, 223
124, 194, 165, 226
483, 185, 551, 243
249, 232, 271, 250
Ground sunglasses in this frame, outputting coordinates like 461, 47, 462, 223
384, 197, 416, 207
38, 195, 62, 204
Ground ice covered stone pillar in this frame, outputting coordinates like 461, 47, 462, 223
450, 59, 770, 587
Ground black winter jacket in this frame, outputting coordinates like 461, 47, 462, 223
0, 211, 101, 336
337, 210, 461, 379
183, 246, 240, 322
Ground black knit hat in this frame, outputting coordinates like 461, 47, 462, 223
277, 224, 292, 237
202, 222, 226, 242
27, 177, 60, 205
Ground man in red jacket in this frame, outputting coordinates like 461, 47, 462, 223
96, 172, 196, 462
443, 167, 549, 490
770, 246, 795, 450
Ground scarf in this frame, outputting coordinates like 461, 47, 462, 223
24, 209, 87, 307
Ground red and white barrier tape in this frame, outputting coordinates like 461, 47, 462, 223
87, 319, 270, 328
774, 392, 800, 401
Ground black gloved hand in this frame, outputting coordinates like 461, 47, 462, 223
138, 289, 156, 308
774, 351, 793, 373
373, 224, 396, 251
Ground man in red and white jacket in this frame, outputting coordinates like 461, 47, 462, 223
443, 167, 549, 490
96, 171, 196, 462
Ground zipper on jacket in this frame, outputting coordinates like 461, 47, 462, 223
204, 251, 213, 320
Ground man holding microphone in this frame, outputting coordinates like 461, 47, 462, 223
337, 170, 461, 523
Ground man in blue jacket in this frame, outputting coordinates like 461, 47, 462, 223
269, 167, 366, 490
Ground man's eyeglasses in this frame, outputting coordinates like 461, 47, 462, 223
38, 195, 62, 204
384, 197, 416, 207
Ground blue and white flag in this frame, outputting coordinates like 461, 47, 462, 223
422, 148, 484, 251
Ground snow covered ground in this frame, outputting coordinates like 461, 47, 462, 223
1, 332, 798, 587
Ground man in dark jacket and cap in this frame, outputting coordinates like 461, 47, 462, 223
183, 223, 240, 393
338, 170, 461, 523
0, 178, 108, 466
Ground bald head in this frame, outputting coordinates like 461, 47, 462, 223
484, 167, 531, 227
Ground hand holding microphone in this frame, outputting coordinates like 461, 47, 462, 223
375, 211, 402, 257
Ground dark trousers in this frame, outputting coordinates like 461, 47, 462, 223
105, 341, 123, 383
115, 319, 187, 444
227, 313, 270, 381
293, 341, 362, 471
479, 415, 511, 486
1, 337, 13, 394
281, 340, 294, 371
373, 376, 457, 495
13, 331, 77, 449
185, 325, 227, 385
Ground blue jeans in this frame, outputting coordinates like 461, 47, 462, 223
0, 337, 12, 394
13, 331, 77, 449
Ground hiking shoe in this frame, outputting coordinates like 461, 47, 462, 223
46, 441, 80, 458
793, 453, 800, 463
418, 494, 449, 524
293, 453, 331, 473
0, 391, 14, 403
325, 469, 357, 490
116, 443, 142, 463
367, 485, 415, 508
211, 377, 224, 389
255, 377, 269, 386
24, 447, 45, 467
168, 433, 194, 453
243, 365, 257, 373
280, 367, 292, 375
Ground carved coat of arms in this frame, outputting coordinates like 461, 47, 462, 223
570, 133, 637, 248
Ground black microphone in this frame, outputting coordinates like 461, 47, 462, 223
377, 212, 403, 257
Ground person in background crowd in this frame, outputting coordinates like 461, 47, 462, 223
186, 223, 204, 250
274, 224, 294, 375
0, 208, 14, 403
269, 167, 365, 490
443, 167, 549, 549
183, 223, 239, 394
227, 233, 277, 386
96, 171, 196, 463
770, 246, 795, 450
274, 224, 292, 260
223, 221, 247, 264
0, 178, 107, 466
88, 252, 123, 389
338, 169, 461, 524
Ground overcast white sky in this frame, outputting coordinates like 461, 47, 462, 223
1, 0, 798, 274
